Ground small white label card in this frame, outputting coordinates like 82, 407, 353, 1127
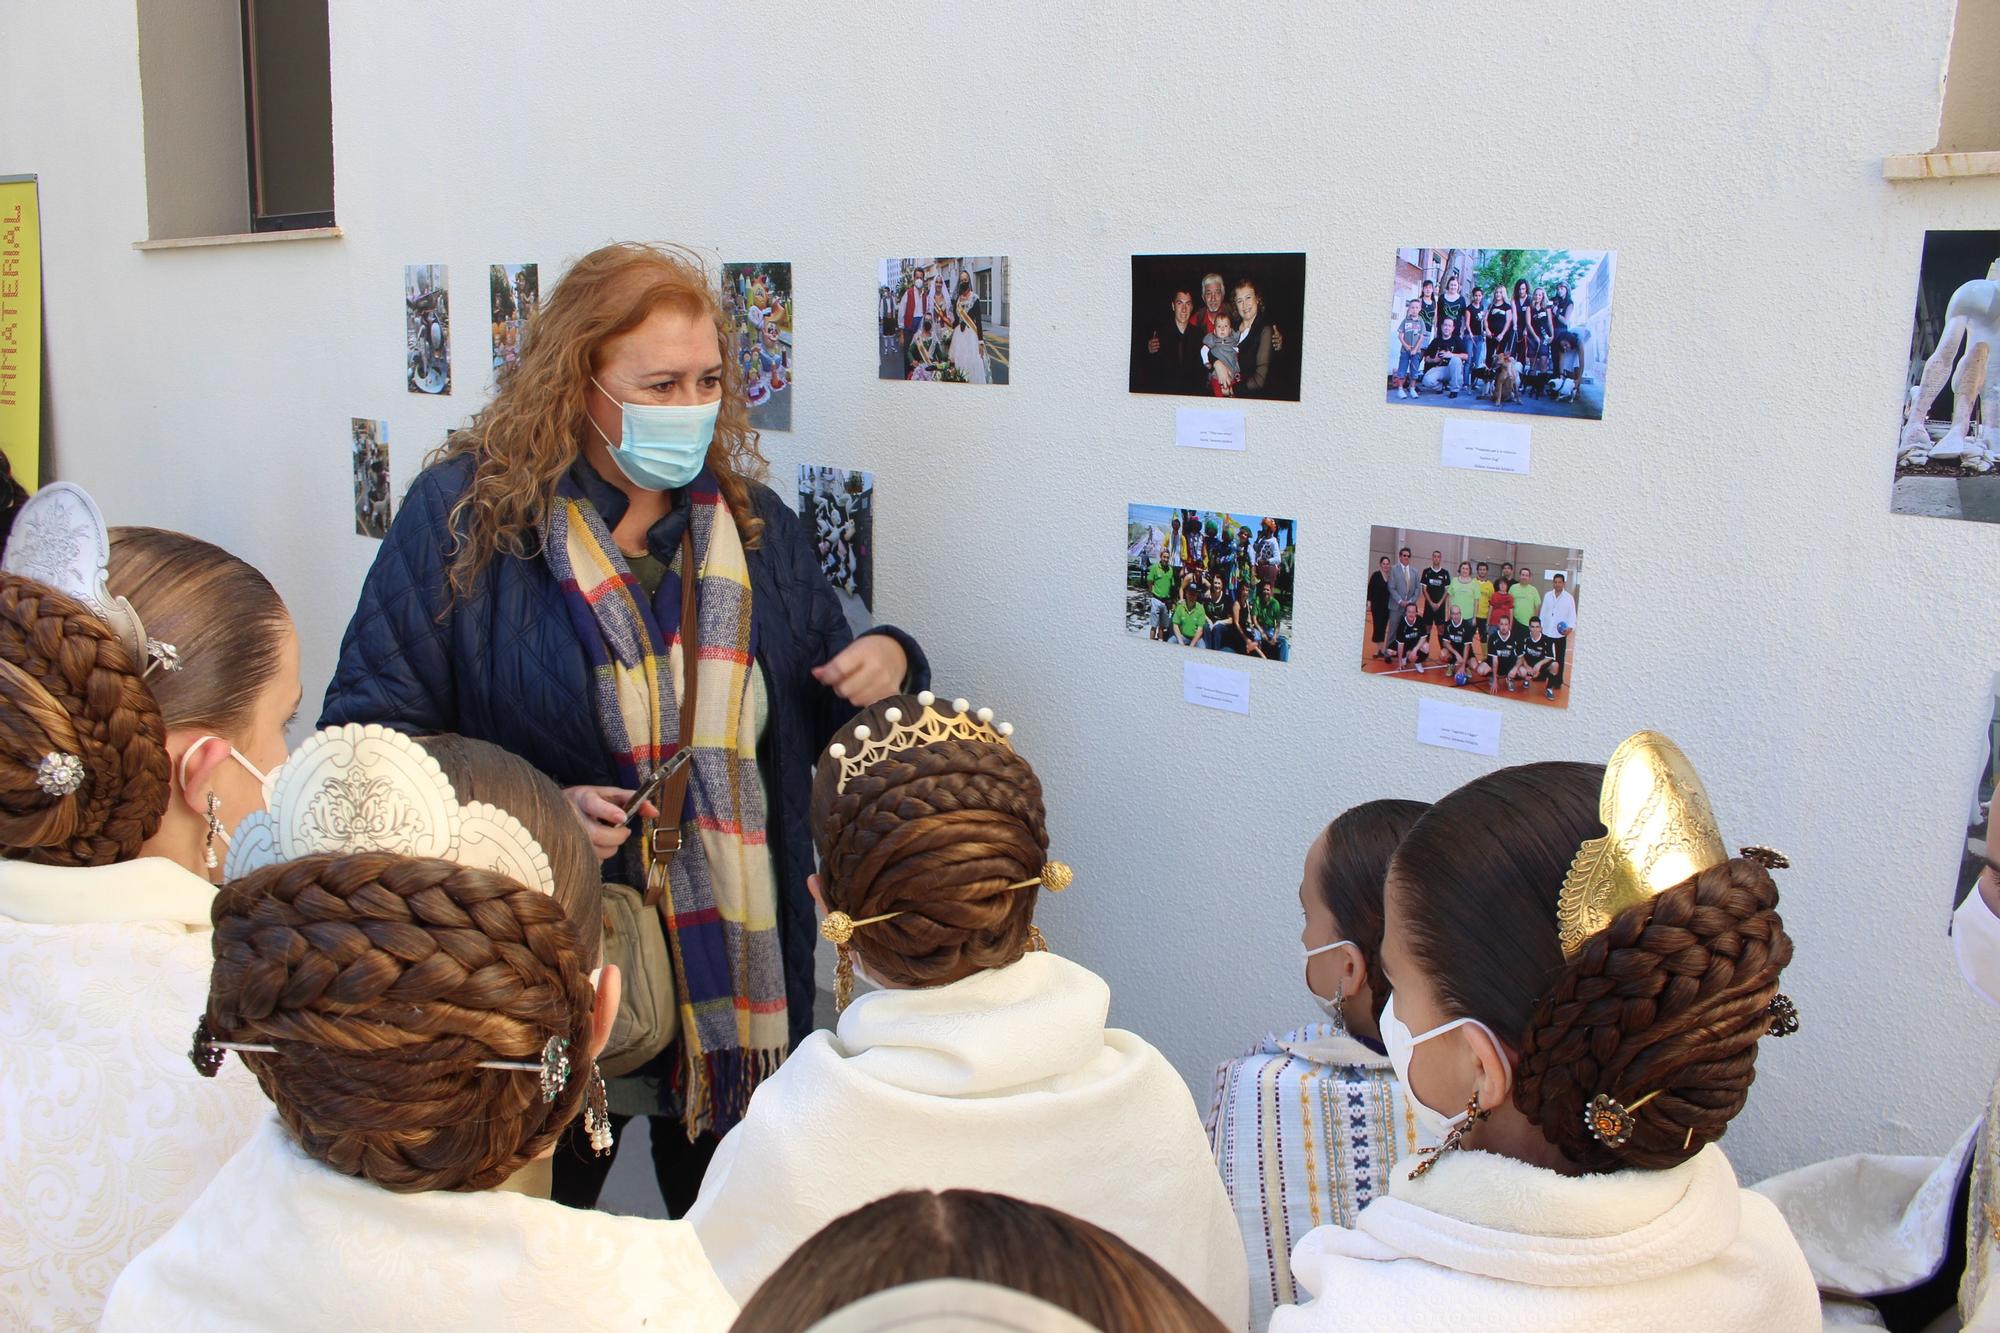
1440, 418, 1531, 475
1416, 696, 1501, 756
1183, 660, 1250, 715
1176, 406, 1246, 452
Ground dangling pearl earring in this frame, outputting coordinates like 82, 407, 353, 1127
203, 792, 224, 872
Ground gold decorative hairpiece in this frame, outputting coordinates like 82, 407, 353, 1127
827, 690, 1013, 794
1556, 731, 1728, 958
818, 861, 1073, 946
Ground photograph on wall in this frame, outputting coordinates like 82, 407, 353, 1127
878, 257, 1010, 385
799, 465, 873, 637
1127, 504, 1297, 661
351, 418, 390, 539
1383, 248, 1614, 419
405, 264, 450, 395
490, 263, 538, 375
1955, 674, 2000, 913
1892, 231, 2000, 523
1128, 253, 1307, 401
725, 261, 792, 431
1363, 525, 1582, 708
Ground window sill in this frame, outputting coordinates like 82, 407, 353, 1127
132, 225, 342, 252
1883, 151, 2000, 181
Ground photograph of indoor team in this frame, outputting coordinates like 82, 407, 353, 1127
878, 256, 1010, 384
1128, 504, 1297, 660
1129, 253, 1307, 401
797, 465, 872, 637
489, 263, 539, 375
405, 264, 451, 395
724, 262, 792, 431
1384, 248, 1615, 419
1364, 525, 1581, 708
350, 418, 390, 539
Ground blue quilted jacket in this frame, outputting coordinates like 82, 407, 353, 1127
319, 455, 929, 1054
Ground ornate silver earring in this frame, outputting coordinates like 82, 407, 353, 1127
1327, 983, 1350, 1039
203, 792, 224, 870
584, 1064, 614, 1156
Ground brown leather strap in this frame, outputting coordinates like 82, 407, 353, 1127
643, 532, 700, 906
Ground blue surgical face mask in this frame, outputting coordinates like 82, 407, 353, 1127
589, 377, 718, 492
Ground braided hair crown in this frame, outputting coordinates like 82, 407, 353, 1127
810, 693, 1050, 988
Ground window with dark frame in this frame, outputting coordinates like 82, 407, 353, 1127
240, 0, 334, 232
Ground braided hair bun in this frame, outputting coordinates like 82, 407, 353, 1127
205, 735, 602, 1194
0, 572, 169, 864
811, 694, 1050, 989
1512, 856, 1791, 1171
1393, 761, 1793, 1175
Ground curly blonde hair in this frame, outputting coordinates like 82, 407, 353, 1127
432, 242, 768, 602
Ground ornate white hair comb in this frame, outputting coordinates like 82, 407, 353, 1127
1, 482, 180, 677
827, 690, 1015, 794
223, 723, 556, 895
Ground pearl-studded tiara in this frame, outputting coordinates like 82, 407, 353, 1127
828, 690, 1015, 794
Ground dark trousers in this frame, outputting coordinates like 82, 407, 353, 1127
1369, 603, 1389, 644
1554, 634, 1570, 675
549, 1113, 720, 1219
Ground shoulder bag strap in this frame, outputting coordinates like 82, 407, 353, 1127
643, 531, 702, 907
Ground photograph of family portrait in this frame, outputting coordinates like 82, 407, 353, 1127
799, 465, 873, 637
350, 418, 390, 539
1128, 253, 1307, 402
1383, 248, 1615, 419
1363, 526, 1582, 708
405, 264, 450, 395
1127, 504, 1297, 661
725, 261, 792, 432
878, 257, 1010, 385
489, 263, 538, 375
1892, 230, 2000, 524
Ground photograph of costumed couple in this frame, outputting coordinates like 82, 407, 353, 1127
878, 256, 1011, 385
1384, 248, 1615, 419
1128, 253, 1308, 402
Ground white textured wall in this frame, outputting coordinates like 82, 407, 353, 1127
5, 0, 1993, 1180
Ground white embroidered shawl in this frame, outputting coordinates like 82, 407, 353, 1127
0, 856, 267, 1332
1272, 1145, 1820, 1331
685, 952, 1250, 1329
105, 1116, 737, 1331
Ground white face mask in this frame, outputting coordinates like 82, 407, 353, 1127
179, 737, 274, 846
1955, 882, 2000, 1009
1302, 938, 1353, 1022
1379, 991, 1505, 1146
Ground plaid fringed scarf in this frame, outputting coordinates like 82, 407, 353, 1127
545, 470, 788, 1137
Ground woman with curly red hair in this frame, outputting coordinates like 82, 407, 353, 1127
320, 243, 930, 1210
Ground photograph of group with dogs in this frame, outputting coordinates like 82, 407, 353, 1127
1384, 248, 1615, 419
1362, 525, 1582, 709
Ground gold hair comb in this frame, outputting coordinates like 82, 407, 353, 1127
826, 691, 1013, 795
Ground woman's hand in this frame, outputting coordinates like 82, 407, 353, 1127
565, 785, 651, 860
813, 635, 908, 707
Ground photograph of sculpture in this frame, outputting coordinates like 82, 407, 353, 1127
490, 263, 538, 375
725, 262, 792, 431
798, 465, 872, 637
351, 418, 390, 539
877, 257, 1010, 385
1956, 675, 2000, 914
405, 264, 450, 395
1383, 248, 1614, 419
1127, 253, 1308, 402
1362, 525, 1582, 709
1892, 231, 2000, 523
1127, 504, 1297, 661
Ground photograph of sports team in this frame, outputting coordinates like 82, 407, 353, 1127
1128, 504, 1296, 661
1383, 247, 1614, 419
1362, 525, 1581, 708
